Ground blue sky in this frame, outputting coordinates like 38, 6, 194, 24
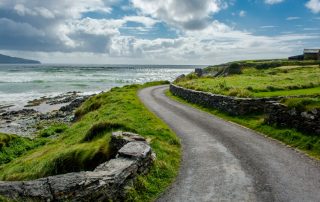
0, 0, 319, 64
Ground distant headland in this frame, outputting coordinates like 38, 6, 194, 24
0, 54, 40, 64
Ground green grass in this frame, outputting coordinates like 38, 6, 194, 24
0, 133, 48, 165
176, 65, 320, 98
281, 97, 320, 111
0, 81, 181, 201
254, 86, 320, 97
166, 90, 320, 160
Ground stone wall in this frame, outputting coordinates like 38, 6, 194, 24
265, 103, 320, 135
0, 131, 155, 201
170, 84, 320, 135
170, 84, 278, 115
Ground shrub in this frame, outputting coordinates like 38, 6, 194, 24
228, 63, 242, 74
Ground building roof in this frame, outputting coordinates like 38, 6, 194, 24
304, 49, 320, 54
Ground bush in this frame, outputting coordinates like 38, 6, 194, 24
228, 63, 242, 74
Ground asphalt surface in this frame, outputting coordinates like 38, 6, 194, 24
138, 85, 320, 202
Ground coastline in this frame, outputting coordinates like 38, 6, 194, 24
0, 92, 92, 137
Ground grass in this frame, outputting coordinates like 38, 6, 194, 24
177, 64, 320, 98
281, 97, 320, 111
166, 90, 320, 159
0, 133, 48, 165
0, 81, 181, 201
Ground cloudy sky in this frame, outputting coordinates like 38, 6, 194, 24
0, 0, 319, 64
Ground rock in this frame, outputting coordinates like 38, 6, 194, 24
175, 74, 185, 82
288, 108, 297, 116
110, 131, 146, 152
195, 68, 203, 77
301, 112, 314, 119
118, 142, 151, 160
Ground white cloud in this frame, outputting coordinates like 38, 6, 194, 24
264, 0, 284, 5
131, 0, 224, 30
306, 0, 320, 13
260, 25, 278, 29
286, 16, 300, 20
0, 0, 319, 64
239, 10, 246, 17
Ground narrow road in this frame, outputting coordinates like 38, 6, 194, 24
139, 85, 320, 202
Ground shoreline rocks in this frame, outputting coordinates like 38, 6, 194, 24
0, 93, 91, 137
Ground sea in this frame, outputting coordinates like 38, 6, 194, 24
0, 64, 199, 109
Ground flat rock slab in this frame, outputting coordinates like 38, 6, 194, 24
118, 142, 151, 159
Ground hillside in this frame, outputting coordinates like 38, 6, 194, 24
0, 54, 40, 64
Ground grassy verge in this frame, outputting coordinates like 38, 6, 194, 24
166, 90, 320, 159
0, 81, 181, 201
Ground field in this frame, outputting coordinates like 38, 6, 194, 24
0, 81, 181, 201
177, 64, 320, 98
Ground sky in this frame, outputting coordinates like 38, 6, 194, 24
0, 0, 319, 65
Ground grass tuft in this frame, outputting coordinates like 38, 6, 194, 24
83, 121, 133, 142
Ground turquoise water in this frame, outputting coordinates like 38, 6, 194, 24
0, 64, 197, 108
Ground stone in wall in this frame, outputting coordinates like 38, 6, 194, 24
265, 103, 320, 135
0, 131, 155, 201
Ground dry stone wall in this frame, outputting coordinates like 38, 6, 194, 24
0, 131, 155, 201
170, 84, 278, 115
170, 84, 320, 135
265, 103, 320, 135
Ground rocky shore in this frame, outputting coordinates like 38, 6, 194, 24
0, 92, 92, 137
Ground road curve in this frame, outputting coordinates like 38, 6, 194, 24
138, 85, 320, 202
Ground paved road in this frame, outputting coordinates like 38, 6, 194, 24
138, 85, 320, 202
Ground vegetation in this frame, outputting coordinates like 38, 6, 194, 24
166, 90, 320, 159
0, 81, 181, 201
176, 61, 320, 98
281, 97, 320, 111
0, 133, 47, 165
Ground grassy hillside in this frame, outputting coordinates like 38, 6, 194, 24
177, 60, 320, 98
0, 81, 181, 201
